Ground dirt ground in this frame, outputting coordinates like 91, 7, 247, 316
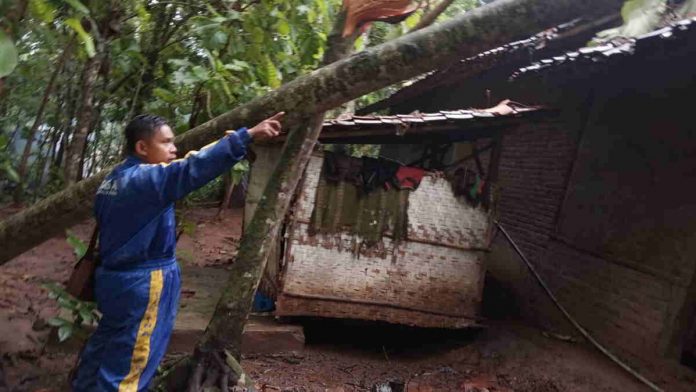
0, 205, 691, 391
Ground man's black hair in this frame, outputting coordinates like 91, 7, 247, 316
124, 114, 169, 154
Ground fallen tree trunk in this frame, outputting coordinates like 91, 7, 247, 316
182, 9, 361, 390
0, 0, 623, 264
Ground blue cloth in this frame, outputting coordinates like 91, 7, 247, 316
95, 128, 250, 271
73, 129, 250, 392
253, 291, 275, 312
73, 263, 180, 392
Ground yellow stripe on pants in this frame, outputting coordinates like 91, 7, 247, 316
118, 270, 163, 392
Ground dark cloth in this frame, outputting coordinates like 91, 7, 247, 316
394, 166, 426, 190
360, 156, 401, 193
324, 151, 362, 185
449, 166, 486, 207
323, 152, 404, 193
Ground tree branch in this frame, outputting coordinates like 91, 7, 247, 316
0, 0, 624, 264
410, 0, 456, 32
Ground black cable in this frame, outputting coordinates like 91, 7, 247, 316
494, 221, 664, 392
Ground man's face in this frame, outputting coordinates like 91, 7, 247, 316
136, 125, 178, 164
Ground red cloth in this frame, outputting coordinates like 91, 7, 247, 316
395, 166, 426, 190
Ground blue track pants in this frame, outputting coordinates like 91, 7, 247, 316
72, 262, 180, 392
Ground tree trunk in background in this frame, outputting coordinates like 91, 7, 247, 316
131, 3, 179, 115
33, 126, 60, 200
0, 0, 624, 265
63, 0, 124, 183
13, 43, 72, 203
81, 72, 109, 180
53, 64, 78, 170
63, 52, 102, 184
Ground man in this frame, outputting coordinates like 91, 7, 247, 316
72, 113, 283, 391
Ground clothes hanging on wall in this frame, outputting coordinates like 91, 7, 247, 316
324, 151, 363, 185
322, 152, 423, 194
394, 166, 426, 190
309, 174, 409, 245
448, 166, 486, 207
361, 157, 401, 192
310, 152, 422, 246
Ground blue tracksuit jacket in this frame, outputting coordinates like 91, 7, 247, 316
72, 128, 250, 392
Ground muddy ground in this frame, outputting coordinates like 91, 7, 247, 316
0, 206, 692, 391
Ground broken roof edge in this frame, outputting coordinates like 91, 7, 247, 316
269, 101, 552, 145
510, 17, 696, 81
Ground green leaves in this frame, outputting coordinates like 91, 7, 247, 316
0, 30, 18, 78
63, 0, 90, 15
595, 0, 672, 41
260, 54, 281, 88
65, 17, 96, 57
620, 0, 665, 37
0, 133, 20, 182
29, 0, 57, 23
58, 323, 74, 342
153, 87, 178, 104
2, 162, 20, 183
231, 160, 249, 185
66, 230, 88, 260
43, 282, 100, 343
47, 316, 70, 327
403, 11, 422, 30
1, 0, 358, 202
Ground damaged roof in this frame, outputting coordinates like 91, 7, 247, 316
512, 17, 696, 80
357, 15, 620, 114
359, 16, 696, 115
273, 101, 548, 145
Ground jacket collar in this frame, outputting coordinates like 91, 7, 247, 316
124, 155, 145, 166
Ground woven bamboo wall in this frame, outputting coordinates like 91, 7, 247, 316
276, 154, 492, 328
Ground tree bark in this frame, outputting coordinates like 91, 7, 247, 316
183, 10, 361, 390
63, 53, 102, 184
13, 42, 72, 203
0, 0, 623, 265
217, 174, 235, 216
33, 126, 60, 200
64, 1, 123, 183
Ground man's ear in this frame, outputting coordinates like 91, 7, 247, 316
134, 140, 148, 156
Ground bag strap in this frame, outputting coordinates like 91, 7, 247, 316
85, 225, 99, 259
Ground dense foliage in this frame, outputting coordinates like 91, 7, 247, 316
0, 0, 482, 203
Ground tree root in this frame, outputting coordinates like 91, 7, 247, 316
150, 355, 192, 392
182, 349, 256, 392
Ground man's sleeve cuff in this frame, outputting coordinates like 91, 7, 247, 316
236, 127, 251, 144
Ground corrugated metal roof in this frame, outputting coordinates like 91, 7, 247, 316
322, 103, 538, 130
270, 102, 547, 144
356, 16, 618, 115
512, 17, 696, 80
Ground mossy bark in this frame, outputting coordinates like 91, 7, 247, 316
0, 0, 623, 265
182, 11, 359, 391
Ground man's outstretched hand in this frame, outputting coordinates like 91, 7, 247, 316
244, 112, 284, 142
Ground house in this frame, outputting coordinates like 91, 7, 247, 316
356, 16, 696, 373
245, 105, 544, 328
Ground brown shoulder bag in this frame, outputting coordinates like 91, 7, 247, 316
65, 226, 100, 302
